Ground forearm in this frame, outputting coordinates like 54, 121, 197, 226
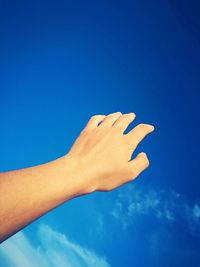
0, 155, 87, 243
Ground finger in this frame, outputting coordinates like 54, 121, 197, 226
112, 112, 136, 133
127, 152, 149, 179
98, 111, 122, 128
83, 114, 106, 131
125, 123, 154, 150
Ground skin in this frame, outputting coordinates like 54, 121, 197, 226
0, 111, 154, 243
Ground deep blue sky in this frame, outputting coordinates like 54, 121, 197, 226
0, 1, 200, 267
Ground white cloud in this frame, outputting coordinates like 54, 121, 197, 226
193, 204, 200, 219
0, 224, 111, 267
127, 189, 160, 216
96, 214, 104, 237
110, 184, 200, 233
0, 231, 49, 267
163, 209, 174, 221
110, 199, 123, 219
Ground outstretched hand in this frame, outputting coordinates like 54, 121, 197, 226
0, 111, 154, 242
67, 111, 155, 192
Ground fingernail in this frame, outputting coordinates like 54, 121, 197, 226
139, 152, 147, 158
149, 125, 155, 131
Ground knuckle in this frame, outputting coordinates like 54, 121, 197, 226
117, 113, 127, 120
107, 114, 114, 118
110, 111, 121, 116
90, 115, 98, 119
90, 114, 105, 119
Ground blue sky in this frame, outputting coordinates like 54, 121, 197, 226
0, 0, 200, 266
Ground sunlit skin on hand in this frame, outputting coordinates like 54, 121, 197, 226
0, 111, 154, 243
67, 111, 154, 192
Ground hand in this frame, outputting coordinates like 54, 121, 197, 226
66, 111, 155, 192
0, 111, 155, 242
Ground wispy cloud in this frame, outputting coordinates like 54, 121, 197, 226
110, 184, 200, 234
0, 224, 111, 267
193, 204, 200, 219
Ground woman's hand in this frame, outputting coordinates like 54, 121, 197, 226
0, 111, 154, 242
66, 111, 155, 193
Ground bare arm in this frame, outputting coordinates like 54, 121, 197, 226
0, 111, 154, 243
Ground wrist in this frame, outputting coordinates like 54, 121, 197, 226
53, 154, 94, 200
